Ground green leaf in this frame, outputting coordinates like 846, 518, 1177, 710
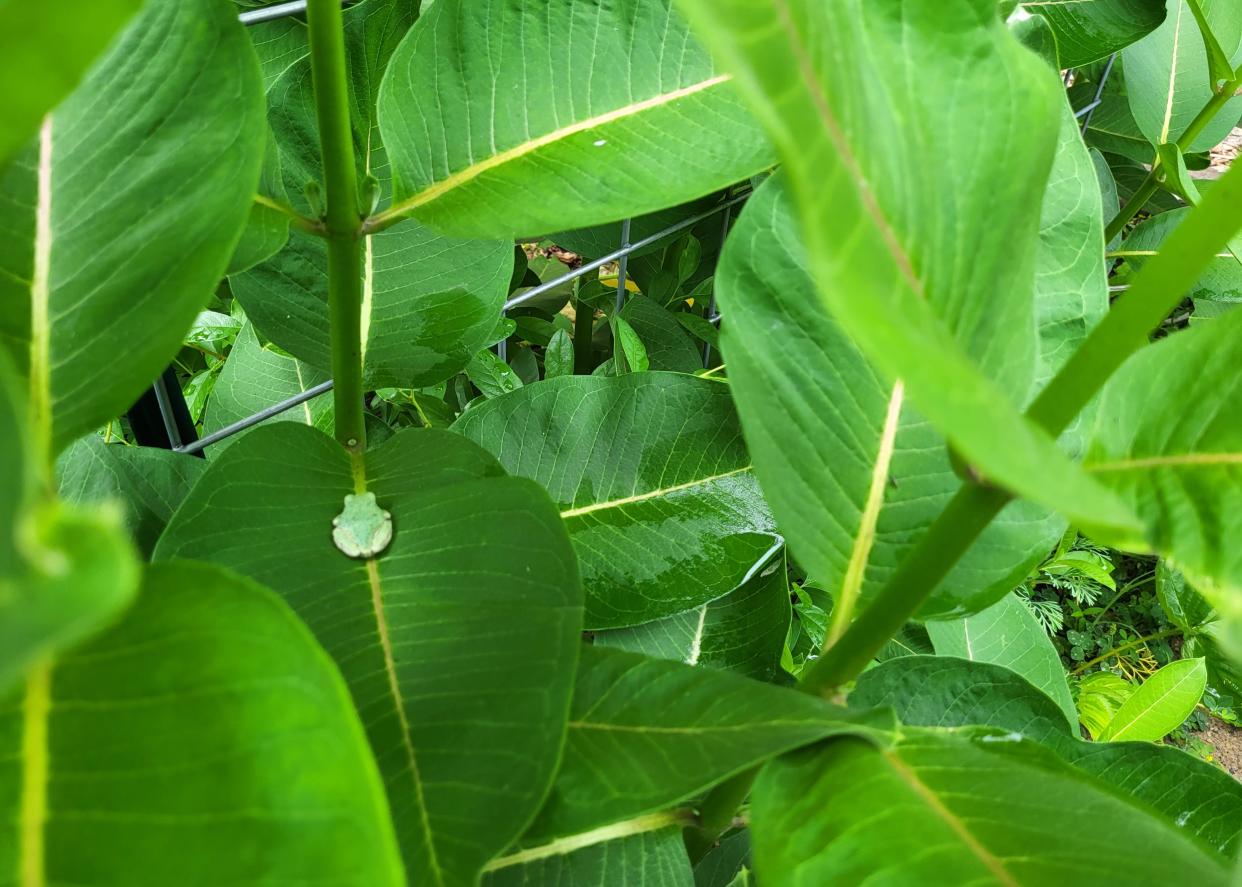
467, 349, 525, 399
850, 655, 1074, 742
375, 0, 775, 238
234, 0, 514, 390
751, 729, 1230, 885
595, 552, 791, 683
1, 561, 406, 885
56, 435, 206, 557
544, 329, 575, 380
926, 592, 1078, 726
1156, 560, 1215, 629
1123, 0, 1242, 152
678, 0, 1141, 542
203, 321, 334, 452
1084, 308, 1242, 655
155, 425, 582, 885
484, 815, 695, 887
227, 125, 293, 276
619, 297, 703, 373
523, 646, 894, 842
1020, 0, 1167, 67
851, 655, 1242, 856
0, 0, 264, 455
612, 316, 650, 374
1098, 657, 1208, 741
0, 0, 143, 165
452, 373, 779, 629
715, 111, 1107, 618
1075, 670, 1137, 738
1120, 207, 1242, 317
1187, 0, 1240, 86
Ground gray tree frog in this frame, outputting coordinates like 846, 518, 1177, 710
331, 492, 393, 559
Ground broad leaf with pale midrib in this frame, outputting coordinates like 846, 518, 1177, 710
233, 0, 514, 391
452, 373, 780, 629
156, 424, 582, 886
0, 561, 406, 886
523, 646, 894, 842
752, 728, 1230, 885
850, 655, 1242, 858
1098, 657, 1207, 741
0, 0, 263, 453
677, 0, 1141, 541
377, 0, 775, 239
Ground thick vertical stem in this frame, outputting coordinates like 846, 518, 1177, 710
306, 0, 366, 451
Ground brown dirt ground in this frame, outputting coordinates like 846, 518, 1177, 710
1207, 127, 1242, 177
1197, 719, 1242, 781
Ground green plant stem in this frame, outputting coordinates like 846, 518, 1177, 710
684, 769, 752, 862
1071, 627, 1185, 675
573, 289, 593, 375
254, 193, 325, 236
305, 0, 366, 451
1103, 71, 1242, 243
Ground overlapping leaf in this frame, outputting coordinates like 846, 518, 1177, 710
452, 374, 780, 628
524, 646, 894, 842
233, 0, 514, 390
0, 562, 406, 885
752, 729, 1230, 885
376, 0, 776, 238
678, 0, 1140, 543
0, 0, 263, 454
1021, 0, 1166, 67
926, 592, 1077, 724
1098, 657, 1207, 741
156, 425, 582, 885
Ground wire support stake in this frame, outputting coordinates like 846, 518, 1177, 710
175, 380, 334, 455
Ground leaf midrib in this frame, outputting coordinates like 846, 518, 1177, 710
559, 465, 753, 518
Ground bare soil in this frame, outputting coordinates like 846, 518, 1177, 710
1197, 719, 1242, 781
1208, 127, 1242, 177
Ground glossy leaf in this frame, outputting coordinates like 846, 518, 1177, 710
0, 0, 142, 164
1084, 309, 1242, 655
926, 592, 1077, 725
202, 322, 333, 454
524, 646, 895, 841
1123, 0, 1242, 152
156, 425, 582, 885
452, 373, 779, 629
751, 729, 1230, 885
0, 561, 406, 885
1021, 0, 1167, 67
0, 0, 264, 454
619, 297, 703, 373
234, 0, 514, 390
595, 552, 791, 683
485, 816, 694, 887
713, 170, 1070, 622
852, 655, 1242, 856
1098, 657, 1207, 741
56, 435, 206, 557
376, 0, 775, 238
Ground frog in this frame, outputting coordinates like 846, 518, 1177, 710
331, 492, 393, 559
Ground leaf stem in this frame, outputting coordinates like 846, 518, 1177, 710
254, 193, 325, 236
1070, 627, 1185, 675
305, 0, 366, 451
573, 284, 594, 374
1103, 68, 1242, 242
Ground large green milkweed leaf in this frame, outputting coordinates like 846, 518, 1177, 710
524, 646, 895, 842
851, 656, 1242, 857
713, 173, 1064, 623
926, 592, 1077, 725
156, 425, 582, 885
752, 729, 1230, 885
0, 0, 264, 455
1021, 0, 1167, 67
595, 552, 791, 683
452, 374, 780, 629
1084, 309, 1242, 655
485, 818, 694, 887
1124, 0, 1242, 152
0, 0, 142, 165
234, 0, 513, 390
1098, 657, 1207, 741
678, 0, 1141, 540
0, 561, 406, 885
376, 0, 776, 239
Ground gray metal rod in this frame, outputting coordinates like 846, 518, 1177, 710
1079, 53, 1116, 135
504, 193, 748, 313
175, 380, 334, 455
238, 0, 348, 25
151, 374, 184, 449
614, 218, 633, 314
